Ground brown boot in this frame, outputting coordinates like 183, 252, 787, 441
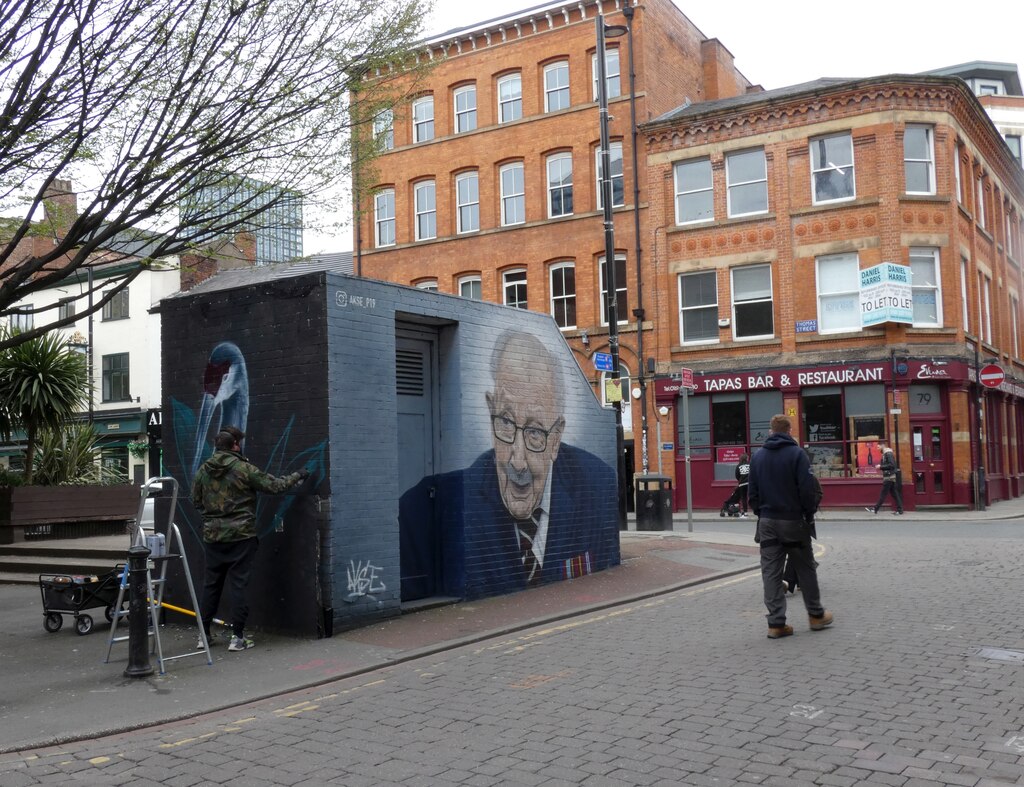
767, 625, 793, 639
809, 610, 834, 630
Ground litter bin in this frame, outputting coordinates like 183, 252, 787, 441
635, 475, 673, 531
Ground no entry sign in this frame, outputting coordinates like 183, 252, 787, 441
980, 363, 1005, 389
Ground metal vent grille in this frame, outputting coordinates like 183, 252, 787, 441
396, 348, 425, 396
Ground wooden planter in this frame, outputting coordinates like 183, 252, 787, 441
0, 485, 139, 543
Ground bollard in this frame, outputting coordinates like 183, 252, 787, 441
124, 544, 154, 678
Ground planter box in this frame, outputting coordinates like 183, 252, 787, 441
0, 485, 139, 544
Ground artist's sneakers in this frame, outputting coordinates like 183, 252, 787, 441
196, 633, 215, 650
228, 635, 254, 651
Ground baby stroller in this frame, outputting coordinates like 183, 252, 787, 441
720, 453, 750, 518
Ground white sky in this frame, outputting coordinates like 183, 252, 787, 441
308, 0, 1024, 254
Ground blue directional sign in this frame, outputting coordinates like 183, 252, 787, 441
593, 352, 614, 372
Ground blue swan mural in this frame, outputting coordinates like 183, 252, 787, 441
171, 341, 327, 539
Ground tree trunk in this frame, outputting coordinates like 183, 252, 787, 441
24, 423, 35, 485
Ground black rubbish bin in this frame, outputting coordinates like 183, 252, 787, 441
635, 475, 673, 531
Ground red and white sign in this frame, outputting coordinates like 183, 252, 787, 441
980, 363, 1005, 389
679, 367, 695, 390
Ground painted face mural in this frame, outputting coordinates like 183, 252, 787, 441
485, 336, 564, 520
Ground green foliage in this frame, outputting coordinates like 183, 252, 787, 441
31, 423, 124, 486
0, 328, 90, 484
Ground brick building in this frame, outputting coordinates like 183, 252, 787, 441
354, 0, 754, 493
643, 72, 1024, 510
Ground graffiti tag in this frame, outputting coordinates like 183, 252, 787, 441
345, 560, 386, 601
335, 291, 376, 309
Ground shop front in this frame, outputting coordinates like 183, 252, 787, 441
654, 358, 1006, 511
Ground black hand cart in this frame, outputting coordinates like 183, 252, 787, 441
39, 566, 127, 636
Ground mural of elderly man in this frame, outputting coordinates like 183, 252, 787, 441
400, 329, 618, 599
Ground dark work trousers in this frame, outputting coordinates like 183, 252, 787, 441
200, 536, 259, 638
874, 477, 904, 513
758, 517, 825, 628
721, 484, 748, 514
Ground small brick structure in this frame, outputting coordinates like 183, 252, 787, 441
0, 485, 139, 543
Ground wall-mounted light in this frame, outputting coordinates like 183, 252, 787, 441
580, 329, 589, 348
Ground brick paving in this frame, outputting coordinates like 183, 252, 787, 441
3, 525, 1024, 785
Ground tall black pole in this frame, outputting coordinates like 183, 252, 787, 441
87, 266, 94, 425
597, 16, 627, 531
974, 342, 986, 511
621, 3, 648, 477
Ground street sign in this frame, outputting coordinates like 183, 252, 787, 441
980, 363, 1005, 389
593, 351, 613, 372
679, 367, 695, 389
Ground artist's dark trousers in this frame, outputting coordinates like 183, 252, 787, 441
758, 518, 825, 628
201, 537, 259, 638
874, 478, 904, 512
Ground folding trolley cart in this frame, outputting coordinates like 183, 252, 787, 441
39, 566, 127, 635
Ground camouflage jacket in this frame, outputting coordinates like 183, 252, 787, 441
191, 450, 302, 543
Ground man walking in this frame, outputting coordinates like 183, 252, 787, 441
748, 414, 833, 639
192, 426, 307, 651
867, 444, 904, 514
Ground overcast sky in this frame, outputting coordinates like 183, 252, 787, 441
310, 0, 1023, 254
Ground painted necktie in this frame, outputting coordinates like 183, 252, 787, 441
516, 511, 542, 585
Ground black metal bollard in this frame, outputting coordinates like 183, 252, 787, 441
124, 544, 154, 678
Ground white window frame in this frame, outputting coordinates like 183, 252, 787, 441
599, 254, 628, 327
976, 174, 986, 229
455, 171, 479, 234
954, 145, 963, 203
1007, 212, 1015, 259
373, 109, 393, 151
815, 252, 861, 334
592, 48, 620, 100
414, 180, 436, 241
960, 256, 970, 332
981, 273, 992, 343
596, 142, 624, 209
416, 280, 438, 292
678, 270, 718, 345
502, 268, 528, 309
458, 275, 481, 300
497, 73, 522, 124
374, 189, 395, 248
546, 152, 573, 218
904, 125, 935, 195
10, 304, 33, 332
674, 158, 714, 225
731, 264, 774, 340
1011, 293, 1020, 358
543, 61, 570, 113
909, 247, 943, 328
500, 162, 525, 226
412, 96, 434, 143
550, 261, 576, 329
725, 148, 768, 218
810, 132, 856, 205
453, 85, 477, 133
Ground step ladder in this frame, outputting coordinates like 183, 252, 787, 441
105, 476, 212, 673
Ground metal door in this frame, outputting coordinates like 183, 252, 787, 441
910, 420, 950, 504
396, 330, 439, 601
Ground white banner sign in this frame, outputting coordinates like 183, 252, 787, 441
860, 263, 912, 327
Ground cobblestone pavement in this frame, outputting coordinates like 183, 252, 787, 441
4, 524, 1024, 786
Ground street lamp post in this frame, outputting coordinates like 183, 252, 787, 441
620, 3, 650, 478
597, 15, 628, 531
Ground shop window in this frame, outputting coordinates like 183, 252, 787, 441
909, 383, 942, 414
101, 447, 129, 481
680, 394, 711, 458
816, 252, 860, 333
686, 390, 782, 479
678, 270, 718, 344
747, 390, 779, 446
803, 383, 885, 478
731, 264, 773, 339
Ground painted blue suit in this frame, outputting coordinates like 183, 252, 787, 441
399, 443, 619, 600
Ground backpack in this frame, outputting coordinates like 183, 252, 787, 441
808, 472, 823, 514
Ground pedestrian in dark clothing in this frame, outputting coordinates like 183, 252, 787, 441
784, 458, 823, 593
748, 414, 833, 639
720, 453, 750, 517
867, 444, 903, 514
191, 426, 308, 652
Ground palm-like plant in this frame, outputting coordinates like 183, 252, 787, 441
32, 422, 122, 486
0, 328, 89, 484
